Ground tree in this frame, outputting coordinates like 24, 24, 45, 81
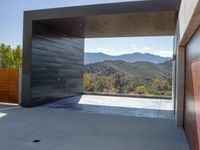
112, 73, 127, 93
124, 77, 140, 94
83, 73, 113, 93
0, 44, 14, 68
151, 78, 171, 95
12, 45, 22, 69
83, 73, 95, 91
95, 77, 107, 92
0, 43, 22, 69
134, 86, 146, 95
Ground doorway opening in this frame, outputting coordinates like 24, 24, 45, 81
44, 36, 175, 119
83, 36, 173, 98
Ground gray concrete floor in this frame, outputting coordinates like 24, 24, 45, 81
0, 104, 190, 150
44, 95, 174, 119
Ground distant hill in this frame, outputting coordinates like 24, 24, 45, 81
84, 60, 172, 84
84, 52, 171, 64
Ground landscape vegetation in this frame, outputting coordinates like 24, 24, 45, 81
0, 43, 22, 69
84, 52, 172, 97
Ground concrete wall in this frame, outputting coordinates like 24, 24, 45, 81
175, 0, 200, 126
174, 19, 185, 126
174, 0, 200, 148
29, 22, 84, 106
178, 0, 198, 44
175, 46, 185, 126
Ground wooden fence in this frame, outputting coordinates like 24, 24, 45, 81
0, 68, 20, 104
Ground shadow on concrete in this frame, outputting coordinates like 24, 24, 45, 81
0, 103, 190, 150
43, 95, 174, 119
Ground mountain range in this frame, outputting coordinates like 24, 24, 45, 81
84, 52, 171, 64
84, 60, 172, 84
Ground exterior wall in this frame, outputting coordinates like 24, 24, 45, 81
0, 68, 19, 104
21, 13, 33, 107
178, 0, 198, 44
174, 18, 185, 126
27, 22, 84, 106
175, 0, 200, 126
184, 27, 200, 150
174, 0, 200, 148
175, 46, 185, 126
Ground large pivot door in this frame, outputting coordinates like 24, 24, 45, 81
184, 27, 200, 150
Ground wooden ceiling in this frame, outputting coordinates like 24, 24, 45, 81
31, 0, 181, 38
84, 11, 178, 37
36, 10, 178, 38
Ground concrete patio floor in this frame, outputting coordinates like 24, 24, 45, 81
0, 104, 190, 150
44, 95, 174, 119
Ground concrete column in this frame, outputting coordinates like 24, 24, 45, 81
172, 37, 177, 114
175, 47, 185, 126
21, 13, 32, 107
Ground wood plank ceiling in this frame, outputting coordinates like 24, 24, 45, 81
36, 11, 178, 38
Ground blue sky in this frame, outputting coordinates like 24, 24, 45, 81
0, 0, 173, 57
85, 37, 173, 57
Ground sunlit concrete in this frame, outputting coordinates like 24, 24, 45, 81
0, 103, 20, 111
0, 106, 189, 150
44, 95, 174, 119
0, 112, 6, 118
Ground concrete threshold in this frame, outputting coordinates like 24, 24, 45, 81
83, 92, 172, 99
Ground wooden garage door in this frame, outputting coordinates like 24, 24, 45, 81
185, 27, 200, 150
0, 68, 19, 104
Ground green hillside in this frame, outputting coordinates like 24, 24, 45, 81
83, 60, 172, 96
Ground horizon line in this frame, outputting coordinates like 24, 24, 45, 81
84, 51, 172, 58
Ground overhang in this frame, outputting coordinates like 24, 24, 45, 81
26, 0, 181, 37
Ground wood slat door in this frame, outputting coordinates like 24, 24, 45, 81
0, 69, 9, 102
0, 69, 19, 104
